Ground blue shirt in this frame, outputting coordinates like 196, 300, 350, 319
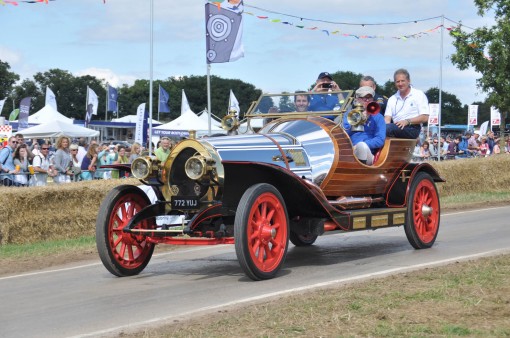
309, 93, 341, 120
342, 110, 386, 153
0, 146, 15, 171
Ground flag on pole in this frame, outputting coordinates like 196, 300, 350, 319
205, 0, 244, 63
18, 97, 31, 131
490, 106, 501, 130
134, 103, 148, 146
158, 85, 170, 113
107, 84, 118, 112
87, 87, 99, 115
468, 105, 478, 126
85, 87, 99, 128
181, 89, 191, 116
9, 109, 19, 122
0, 99, 6, 114
45, 87, 57, 110
428, 103, 439, 125
228, 89, 240, 116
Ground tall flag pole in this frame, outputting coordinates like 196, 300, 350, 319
205, 0, 244, 135
148, 0, 154, 153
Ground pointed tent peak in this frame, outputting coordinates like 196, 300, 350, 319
181, 89, 193, 116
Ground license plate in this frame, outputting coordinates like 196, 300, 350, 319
171, 196, 200, 209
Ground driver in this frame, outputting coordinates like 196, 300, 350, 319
342, 86, 386, 165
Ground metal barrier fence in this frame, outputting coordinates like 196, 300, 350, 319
0, 168, 130, 187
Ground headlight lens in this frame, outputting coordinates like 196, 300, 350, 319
132, 157, 152, 179
185, 156, 207, 180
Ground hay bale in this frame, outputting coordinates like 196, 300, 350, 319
0, 179, 139, 245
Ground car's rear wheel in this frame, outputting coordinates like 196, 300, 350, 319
96, 185, 155, 276
234, 183, 289, 280
404, 172, 440, 249
289, 232, 318, 246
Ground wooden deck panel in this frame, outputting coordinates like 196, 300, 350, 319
308, 117, 416, 197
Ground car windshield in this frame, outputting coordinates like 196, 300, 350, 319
245, 91, 354, 120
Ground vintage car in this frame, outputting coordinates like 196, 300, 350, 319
96, 91, 443, 281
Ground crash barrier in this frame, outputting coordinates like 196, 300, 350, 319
0, 168, 130, 187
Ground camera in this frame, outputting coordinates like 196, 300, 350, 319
322, 83, 332, 89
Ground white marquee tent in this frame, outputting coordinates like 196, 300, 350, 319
28, 104, 73, 124
154, 110, 223, 135
19, 119, 99, 138
112, 115, 161, 125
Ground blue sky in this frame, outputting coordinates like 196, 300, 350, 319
0, 0, 496, 110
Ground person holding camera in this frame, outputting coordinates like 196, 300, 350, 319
309, 72, 342, 119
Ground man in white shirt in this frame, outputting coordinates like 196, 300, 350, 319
384, 69, 429, 139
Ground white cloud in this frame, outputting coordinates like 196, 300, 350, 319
74, 68, 137, 87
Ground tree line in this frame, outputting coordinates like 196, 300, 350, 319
0, 59, 495, 125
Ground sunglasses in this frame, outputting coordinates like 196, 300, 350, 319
42, 148, 49, 150
11, 141, 18, 144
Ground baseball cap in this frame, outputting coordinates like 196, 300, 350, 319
355, 86, 375, 98
69, 143, 79, 150
473, 130, 480, 135
317, 72, 333, 81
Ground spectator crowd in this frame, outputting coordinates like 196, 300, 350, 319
412, 129, 510, 162
0, 133, 150, 187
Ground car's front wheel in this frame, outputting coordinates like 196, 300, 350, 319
234, 183, 289, 280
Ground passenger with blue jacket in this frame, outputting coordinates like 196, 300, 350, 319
342, 86, 386, 165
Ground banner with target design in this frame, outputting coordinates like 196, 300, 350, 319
205, 0, 244, 64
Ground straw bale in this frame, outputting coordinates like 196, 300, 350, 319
0, 179, 139, 245
431, 155, 510, 197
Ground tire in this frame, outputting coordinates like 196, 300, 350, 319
404, 172, 440, 249
234, 183, 289, 280
96, 185, 156, 277
289, 232, 318, 247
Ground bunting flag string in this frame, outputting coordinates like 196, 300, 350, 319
244, 10, 451, 40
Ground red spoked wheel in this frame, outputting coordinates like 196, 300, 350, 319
96, 185, 155, 276
235, 183, 289, 280
404, 172, 440, 249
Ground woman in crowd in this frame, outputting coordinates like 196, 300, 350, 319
80, 143, 99, 181
479, 136, 489, 157
420, 140, 431, 160
53, 135, 73, 184
69, 143, 82, 181
13, 144, 30, 186
128, 142, 142, 163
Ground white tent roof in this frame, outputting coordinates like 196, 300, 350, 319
154, 110, 223, 132
19, 120, 99, 138
28, 104, 73, 124
197, 110, 222, 128
112, 115, 161, 124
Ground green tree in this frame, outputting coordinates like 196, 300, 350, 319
450, 0, 510, 148
0, 60, 20, 116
